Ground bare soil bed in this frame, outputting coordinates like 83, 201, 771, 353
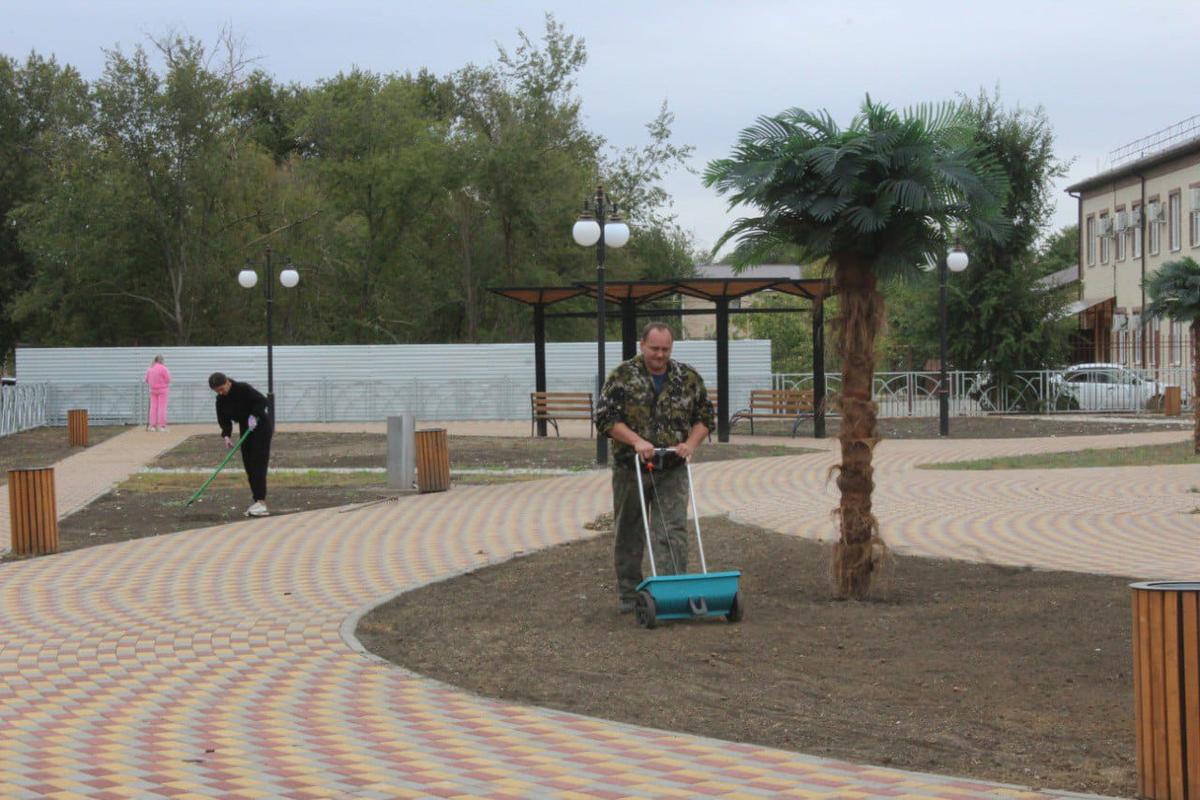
358, 519, 1136, 797
0, 425, 129, 478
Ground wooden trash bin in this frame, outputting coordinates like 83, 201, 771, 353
1131, 581, 1200, 799
8, 467, 58, 555
67, 408, 89, 446
1163, 386, 1183, 417
414, 428, 450, 493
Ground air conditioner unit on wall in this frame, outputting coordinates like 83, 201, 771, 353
1097, 217, 1114, 236
1147, 202, 1165, 223
1130, 207, 1143, 226
1114, 212, 1129, 232
1191, 187, 1200, 212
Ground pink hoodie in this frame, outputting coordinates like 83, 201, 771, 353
144, 362, 171, 395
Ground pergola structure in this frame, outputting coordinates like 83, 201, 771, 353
490, 277, 836, 442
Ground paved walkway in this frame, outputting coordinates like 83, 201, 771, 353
2, 422, 1189, 798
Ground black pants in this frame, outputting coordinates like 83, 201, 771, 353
240, 422, 273, 501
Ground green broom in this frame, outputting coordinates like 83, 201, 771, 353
184, 428, 254, 506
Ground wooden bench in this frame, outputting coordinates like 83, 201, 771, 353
730, 389, 815, 437
531, 392, 594, 437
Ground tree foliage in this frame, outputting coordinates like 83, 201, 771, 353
0, 16, 696, 352
1144, 256, 1200, 453
705, 96, 1008, 599
885, 94, 1072, 379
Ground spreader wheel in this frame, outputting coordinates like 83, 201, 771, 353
725, 591, 744, 623
635, 591, 657, 629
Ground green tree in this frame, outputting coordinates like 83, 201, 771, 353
446, 15, 598, 341
295, 68, 452, 343
14, 35, 279, 344
0, 53, 90, 361
705, 98, 1007, 598
1144, 256, 1200, 453
1036, 224, 1078, 277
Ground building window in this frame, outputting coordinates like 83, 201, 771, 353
1132, 204, 1143, 257
1191, 188, 1200, 248
1169, 191, 1182, 252
1149, 199, 1161, 255
1172, 320, 1183, 366
1099, 213, 1110, 263
1086, 215, 1095, 266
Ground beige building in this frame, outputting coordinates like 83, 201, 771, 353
681, 264, 803, 339
1066, 117, 1200, 368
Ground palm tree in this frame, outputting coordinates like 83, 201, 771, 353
1144, 256, 1200, 454
704, 97, 1007, 599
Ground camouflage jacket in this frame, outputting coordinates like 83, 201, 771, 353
595, 354, 715, 470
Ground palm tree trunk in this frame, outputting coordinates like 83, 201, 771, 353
1192, 322, 1199, 455
832, 256, 884, 599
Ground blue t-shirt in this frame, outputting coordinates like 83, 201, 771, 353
651, 372, 667, 397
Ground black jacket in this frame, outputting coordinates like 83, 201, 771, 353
215, 380, 271, 438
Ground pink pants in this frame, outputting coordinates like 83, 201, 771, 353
149, 391, 169, 428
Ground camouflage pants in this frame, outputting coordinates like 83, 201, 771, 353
612, 465, 690, 600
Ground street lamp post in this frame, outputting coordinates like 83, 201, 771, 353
573, 185, 630, 466
937, 244, 970, 437
238, 246, 300, 417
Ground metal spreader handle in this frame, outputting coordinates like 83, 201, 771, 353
632, 447, 708, 577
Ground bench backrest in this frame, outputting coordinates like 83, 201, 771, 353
748, 388, 813, 414
531, 392, 593, 417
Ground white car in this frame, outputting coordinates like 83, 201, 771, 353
1049, 363, 1170, 412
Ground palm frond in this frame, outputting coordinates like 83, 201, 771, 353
1145, 257, 1200, 322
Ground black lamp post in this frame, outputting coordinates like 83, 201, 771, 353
936, 244, 970, 436
238, 246, 300, 416
573, 185, 630, 466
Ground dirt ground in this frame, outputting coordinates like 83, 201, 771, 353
0, 420, 1166, 794
3, 433, 804, 558
358, 519, 1136, 797
0, 425, 128, 476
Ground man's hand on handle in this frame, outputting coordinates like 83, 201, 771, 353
223, 435, 233, 449
247, 414, 258, 430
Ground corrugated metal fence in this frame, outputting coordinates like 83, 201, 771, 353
16, 342, 773, 425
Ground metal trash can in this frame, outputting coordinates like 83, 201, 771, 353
414, 428, 450, 493
1130, 581, 1200, 799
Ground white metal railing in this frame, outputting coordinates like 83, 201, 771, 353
0, 383, 48, 436
773, 367, 1194, 417
1110, 114, 1200, 168
7, 367, 1193, 436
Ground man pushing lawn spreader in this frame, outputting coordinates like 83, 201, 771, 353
595, 322, 743, 629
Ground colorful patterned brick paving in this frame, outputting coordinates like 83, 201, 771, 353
2, 422, 1174, 798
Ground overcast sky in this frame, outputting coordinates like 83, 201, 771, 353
4, 0, 1197, 257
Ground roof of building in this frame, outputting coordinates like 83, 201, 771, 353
1065, 136, 1200, 194
1037, 265, 1078, 290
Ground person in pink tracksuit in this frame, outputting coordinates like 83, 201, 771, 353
144, 355, 172, 431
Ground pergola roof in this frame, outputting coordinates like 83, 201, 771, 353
490, 276, 834, 443
490, 277, 835, 306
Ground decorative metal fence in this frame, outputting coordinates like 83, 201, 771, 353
5, 365, 1193, 438
774, 366, 1194, 418
0, 383, 48, 436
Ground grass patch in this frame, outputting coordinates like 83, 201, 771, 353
922, 440, 1200, 471
123, 470, 386, 492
